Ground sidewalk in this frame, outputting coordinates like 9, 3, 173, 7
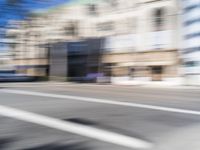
0, 81, 200, 90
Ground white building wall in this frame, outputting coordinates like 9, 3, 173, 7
181, 0, 200, 85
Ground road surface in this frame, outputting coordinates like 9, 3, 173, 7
0, 82, 200, 150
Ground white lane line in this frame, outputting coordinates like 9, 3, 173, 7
2, 89, 200, 116
0, 105, 152, 149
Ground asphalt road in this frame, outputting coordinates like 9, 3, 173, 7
0, 82, 200, 150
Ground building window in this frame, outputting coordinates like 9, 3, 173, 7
64, 22, 78, 36
108, 0, 118, 8
151, 66, 163, 74
96, 22, 114, 31
128, 18, 137, 33
87, 4, 98, 15
153, 8, 165, 31
184, 61, 200, 67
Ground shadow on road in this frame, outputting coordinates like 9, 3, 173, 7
0, 137, 16, 149
24, 142, 92, 150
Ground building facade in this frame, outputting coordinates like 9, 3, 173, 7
88, 0, 181, 85
7, 0, 183, 84
6, 19, 49, 78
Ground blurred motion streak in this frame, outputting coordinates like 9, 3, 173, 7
0, 105, 153, 149
0, 0, 199, 85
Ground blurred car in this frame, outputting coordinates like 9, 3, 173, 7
0, 73, 36, 82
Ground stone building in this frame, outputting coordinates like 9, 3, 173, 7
86, 0, 181, 85
7, 0, 182, 84
6, 19, 49, 78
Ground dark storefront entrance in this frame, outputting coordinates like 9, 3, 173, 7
49, 38, 104, 82
151, 66, 163, 81
67, 39, 103, 82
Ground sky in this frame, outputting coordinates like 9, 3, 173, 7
0, 0, 71, 27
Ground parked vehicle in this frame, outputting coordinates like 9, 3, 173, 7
0, 71, 36, 82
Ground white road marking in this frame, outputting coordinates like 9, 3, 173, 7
0, 105, 152, 149
1, 89, 200, 116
